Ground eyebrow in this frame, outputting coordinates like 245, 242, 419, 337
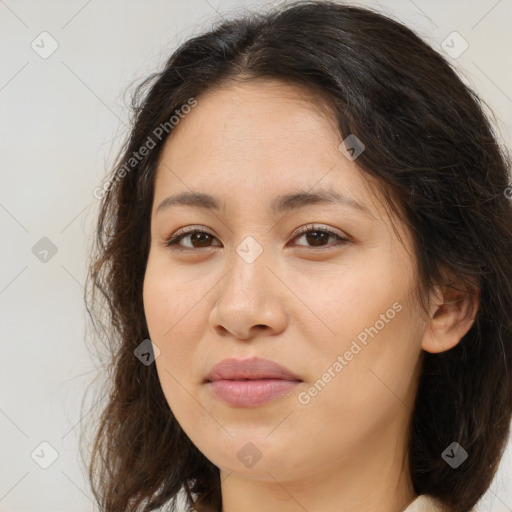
155, 188, 373, 217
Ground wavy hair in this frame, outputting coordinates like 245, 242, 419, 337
83, 2, 512, 511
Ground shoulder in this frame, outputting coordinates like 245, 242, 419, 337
403, 495, 448, 512
403, 494, 480, 512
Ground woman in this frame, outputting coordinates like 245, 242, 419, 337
84, 2, 512, 511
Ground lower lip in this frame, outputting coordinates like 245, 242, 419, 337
207, 379, 301, 407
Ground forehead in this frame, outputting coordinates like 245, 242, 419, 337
152, 78, 387, 221
196, 77, 337, 120
157, 78, 339, 162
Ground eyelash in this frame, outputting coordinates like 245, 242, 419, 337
164, 224, 350, 252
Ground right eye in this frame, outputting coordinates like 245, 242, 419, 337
164, 227, 221, 251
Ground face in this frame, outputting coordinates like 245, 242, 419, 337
143, 79, 427, 486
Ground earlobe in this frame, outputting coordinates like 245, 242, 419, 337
421, 283, 480, 354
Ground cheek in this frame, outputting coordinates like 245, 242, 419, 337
143, 278, 169, 337
325, 300, 423, 428
143, 269, 205, 423
289, 307, 422, 465
306, 253, 422, 404
308, 257, 407, 346
143, 261, 208, 381
143, 260, 195, 341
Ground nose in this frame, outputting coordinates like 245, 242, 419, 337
209, 242, 288, 341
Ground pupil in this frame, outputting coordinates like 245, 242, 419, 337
307, 231, 327, 246
193, 233, 210, 247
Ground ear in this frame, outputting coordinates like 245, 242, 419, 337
421, 279, 480, 354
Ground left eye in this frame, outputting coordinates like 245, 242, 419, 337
294, 227, 348, 248
164, 225, 350, 251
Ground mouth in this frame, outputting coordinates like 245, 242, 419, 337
204, 357, 302, 407
205, 356, 302, 381
206, 378, 301, 407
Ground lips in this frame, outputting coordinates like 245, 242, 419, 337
205, 357, 302, 382
204, 357, 302, 407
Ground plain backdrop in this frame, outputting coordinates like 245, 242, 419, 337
1, 1, 511, 511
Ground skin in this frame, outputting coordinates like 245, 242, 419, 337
143, 78, 479, 512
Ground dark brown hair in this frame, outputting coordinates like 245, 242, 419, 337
83, 2, 512, 511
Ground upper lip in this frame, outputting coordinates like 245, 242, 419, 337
205, 357, 302, 382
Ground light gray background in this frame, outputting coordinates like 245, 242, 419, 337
1, 1, 511, 511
